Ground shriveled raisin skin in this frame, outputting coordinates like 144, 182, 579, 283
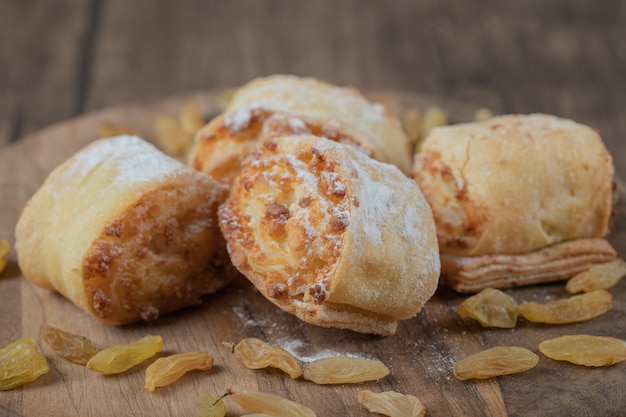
0, 338, 50, 390
457, 288, 519, 328
518, 290, 612, 324
566, 259, 626, 294
232, 338, 302, 378
228, 385, 316, 417
453, 346, 538, 380
41, 325, 99, 365
87, 335, 163, 375
303, 356, 389, 384
358, 390, 426, 417
195, 393, 227, 417
145, 351, 214, 391
539, 335, 626, 367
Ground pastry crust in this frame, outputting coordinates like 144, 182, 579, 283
15, 135, 237, 324
412, 114, 616, 291
219, 134, 440, 336
189, 75, 411, 184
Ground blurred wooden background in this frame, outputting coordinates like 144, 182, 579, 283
1, 0, 625, 174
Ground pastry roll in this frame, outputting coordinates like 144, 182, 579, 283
412, 114, 616, 292
15, 135, 237, 324
189, 74, 412, 184
219, 134, 440, 336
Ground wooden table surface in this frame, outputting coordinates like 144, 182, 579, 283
1, 2, 626, 417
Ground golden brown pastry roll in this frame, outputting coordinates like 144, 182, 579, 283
219, 134, 440, 336
412, 114, 616, 292
15, 135, 237, 324
189, 74, 411, 184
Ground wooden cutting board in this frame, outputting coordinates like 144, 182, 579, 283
1, 91, 625, 417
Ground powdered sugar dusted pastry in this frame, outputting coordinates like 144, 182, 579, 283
412, 114, 616, 292
219, 134, 440, 336
15, 135, 237, 324
189, 75, 411, 184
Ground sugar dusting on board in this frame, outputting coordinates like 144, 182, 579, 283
63, 135, 187, 185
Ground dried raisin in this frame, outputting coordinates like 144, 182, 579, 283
228, 385, 316, 417
145, 351, 213, 391
539, 335, 626, 366
195, 393, 227, 417
453, 346, 538, 380
518, 290, 612, 324
457, 288, 519, 328
566, 259, 626, 294
41, 325, 99, 365
303, 356, 389, 384
0, 338, 50, 390
87, 335, 162, 375
358, 390, 426, 417
231, 337, 302, 379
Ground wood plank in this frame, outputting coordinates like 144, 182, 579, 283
1, 90, 625, 416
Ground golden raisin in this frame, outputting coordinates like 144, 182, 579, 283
41, 325, 99, 365
0, 338, 50, 390
0, 238, 10, 275
518, 290, 612, 324
87, 335, 162, 375
195, 393, 227, 417
566, 259, 626, 294
453, 346, 538, 380
145, 351, 214, 391
420, 106, 448, 139
303, 356, 389, 384
228, 385, 316, 417
457, 288, 519, 328
539, 335, 626, 367
231, 338, 302, 379
99, 122, 139, 138
358, 390, 426, 417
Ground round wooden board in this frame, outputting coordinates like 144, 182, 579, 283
0, 91, 625, 417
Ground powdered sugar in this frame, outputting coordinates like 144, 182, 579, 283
63, 135, 187, 186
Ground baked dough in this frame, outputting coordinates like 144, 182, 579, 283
412, 113, 616, 292
189, 75, 411, 184
219, 134, 440, 336
15, 135, 238, 324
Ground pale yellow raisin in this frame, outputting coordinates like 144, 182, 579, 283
231, 338, 302, 379
566, 259, 626, 294
457, 288, 519, 328
228, 385, 316, 417
420, 106, 448, 139
402, 107, 422, 146
87, 335, 162, 375
518, 290, 612, 324
539, 335, 626, 367
0, 238, 10, 275
180, 103, 205, 135
154, 115, 191, 156
303, 356, 389, 384
453, 346, 538, 380
145, 351, 214, 391
195, 393, 227, 417
473, 107, 494, 122
358, 390, 426, 417
0, 338, 50, 390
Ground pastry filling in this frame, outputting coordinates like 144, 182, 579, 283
234, 139, 350, 306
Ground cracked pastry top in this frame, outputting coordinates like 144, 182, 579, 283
219, 134, 440, 336
15, 135, 237, 324
412, 114, 616, 292
189, 75, 412, 184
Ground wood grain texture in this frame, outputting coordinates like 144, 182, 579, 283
1, 91, 625, 417
1, 1, 625, 178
